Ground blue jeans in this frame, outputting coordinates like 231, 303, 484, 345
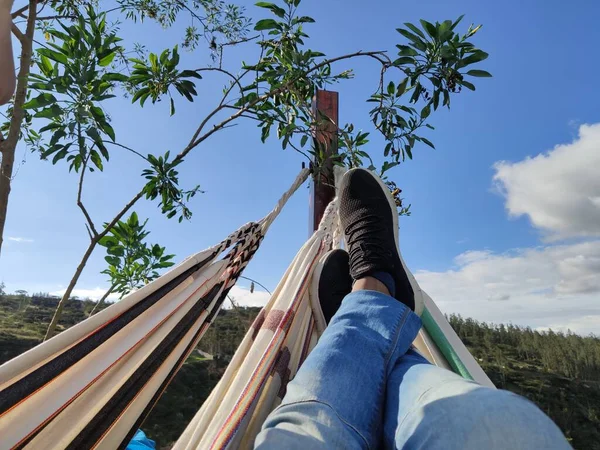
255, 290, 570, 449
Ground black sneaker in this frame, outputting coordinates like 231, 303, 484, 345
310, 249, 353, 326
338, 168, 424, 314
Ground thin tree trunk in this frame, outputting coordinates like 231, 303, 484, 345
44, 239, 96, 340
44, 191, 142, 340
89, 284, 115, 316
0, 1, 37, 256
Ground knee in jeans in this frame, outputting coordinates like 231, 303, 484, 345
402, 386, 567, 449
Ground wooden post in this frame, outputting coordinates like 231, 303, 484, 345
309, 89, 339, 233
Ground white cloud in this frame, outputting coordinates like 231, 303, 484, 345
493, 123, 600, 240
51, 287, 119, 301
226, 285, 271, 308
415, 241, 600, 335
8, 236, 33, 243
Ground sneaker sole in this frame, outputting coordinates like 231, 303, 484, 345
340, 168, 424, 316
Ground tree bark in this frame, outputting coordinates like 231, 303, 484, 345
89, 284, 115, 316
0, 1, 36, 256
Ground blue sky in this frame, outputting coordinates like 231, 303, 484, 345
2, 0, 600, 334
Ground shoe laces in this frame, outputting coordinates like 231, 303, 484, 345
345, 213, 393, 265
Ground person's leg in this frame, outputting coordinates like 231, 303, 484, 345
255, 283, 421, 449
257, 168, 426, 449
383, 349, 571, 450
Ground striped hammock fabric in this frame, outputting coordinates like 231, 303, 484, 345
0, 167, 493, 450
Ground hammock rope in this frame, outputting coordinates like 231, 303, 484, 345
0, 166, 492, 450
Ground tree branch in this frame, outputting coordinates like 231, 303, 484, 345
238, 275, 272, 295
194, 67, 245, 98
89, 284, 115, 316
36, 14, 76, 21
102, 140, 147, 160
11, 23, 25, 43
11, 4, 28, 19
77, 155, 98, 238
175, 50, 388, 164
99, 191, 145, 240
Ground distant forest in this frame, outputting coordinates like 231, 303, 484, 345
449, 314, 600, 382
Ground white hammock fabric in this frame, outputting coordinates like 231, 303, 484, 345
0, 167, 492, 450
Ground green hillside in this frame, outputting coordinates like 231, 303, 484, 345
0, 294, 598, 449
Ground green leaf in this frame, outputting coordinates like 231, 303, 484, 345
98, 236, 118, 247
52, 148, 69, 164
396, 45, 418, 57
39, 55, 54, 77
419, 20, 437, 40
39, 122, 63, 133
421, 137, 435, 149
90, 106, 106, 124
254, 19, 279, 31
35, 104, 63, 119
102, 73, 129, 83
420, 104, 431, 120
384, 142, 393, 157
409, 83, 422, 103
179, 70, 202, 79
437, 20, 453, 42
396, 28, 426, 47
170, 97, 175, 116
255, 2, 286, 18
300, 135, 308, 147
433, 89, 440, 110
130, 87, 149, 105
90, 150, 104, 171
105, 256, 121, 267
86, 127, 102, 144
381, 161, 400, 174
23, 93, 57, 109
394, 57, 415, 66
460, 80, 476, 91
387, 81, 395, 95
466, 69, 492, 77
458, 50, 489, 68
396, 78, 409, 96
451, 14, 465, 30
50, 129, 66, 146
37, 48, 68, 65
403, 22, 426, 40
99, 51, 116, 67
99, 122, 116, 142
294, 16, 315, 24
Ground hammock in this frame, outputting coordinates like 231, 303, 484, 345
0, 168, 493, 450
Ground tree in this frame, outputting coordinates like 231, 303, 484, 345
89, 212, 175, 316
14, 288, 28, 309
2, 0, 491, 339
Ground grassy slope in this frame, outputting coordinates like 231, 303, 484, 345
0, 295, 598, 449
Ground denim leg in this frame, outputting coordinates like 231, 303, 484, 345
255, 290, 422, 450
384, 349, 571, 450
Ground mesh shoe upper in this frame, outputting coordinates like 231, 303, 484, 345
338, 168, 415, 311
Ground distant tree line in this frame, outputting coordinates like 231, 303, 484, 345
449, 314, 600, 381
